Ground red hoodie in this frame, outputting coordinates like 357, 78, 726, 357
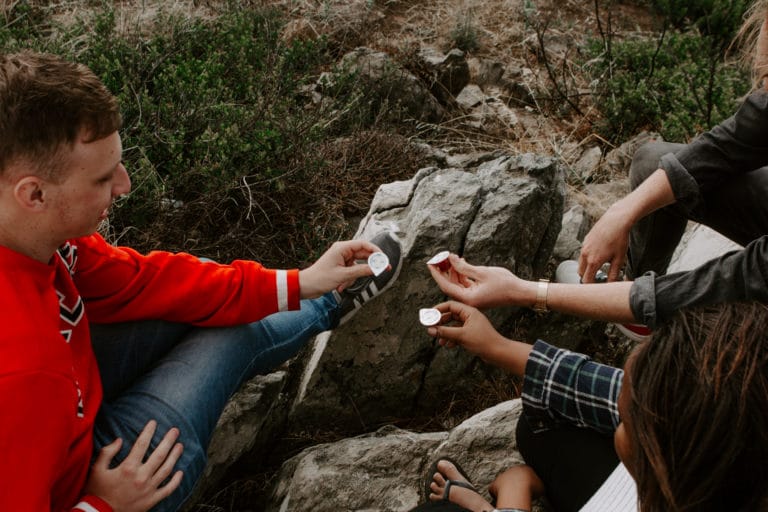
0, 234, 300, 511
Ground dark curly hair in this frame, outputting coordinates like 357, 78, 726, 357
627, 302, 768, 511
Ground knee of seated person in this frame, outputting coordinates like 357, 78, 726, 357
629, 141, 682, 190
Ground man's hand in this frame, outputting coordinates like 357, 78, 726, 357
427, 253, 534, 308
299, 240, 382, 299
84, 420, 184, 512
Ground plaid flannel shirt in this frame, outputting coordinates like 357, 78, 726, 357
522, 340, 623, 435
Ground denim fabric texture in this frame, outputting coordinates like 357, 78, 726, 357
89, 292, 339, 511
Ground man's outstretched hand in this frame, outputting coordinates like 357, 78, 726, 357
299, 239, 384, 299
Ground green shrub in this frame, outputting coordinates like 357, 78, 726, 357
651, 0, 750, 46
1, 2, 416, 265
585, 29, 749, 143
450, 12, 480, 53
0, 1, 51, 47
584, 0, 751, 143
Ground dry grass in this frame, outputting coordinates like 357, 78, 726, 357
107, 128, 435, 267
19, 0, 658, 174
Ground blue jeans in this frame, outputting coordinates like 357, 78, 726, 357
89, 293, 339, 511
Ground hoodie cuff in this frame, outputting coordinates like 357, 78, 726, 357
72, 495, 114, 512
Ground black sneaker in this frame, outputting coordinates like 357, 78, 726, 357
333, 231, 403, 326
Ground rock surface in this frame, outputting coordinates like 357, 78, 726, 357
268, 399, 545, 512
286, 153, 564, 433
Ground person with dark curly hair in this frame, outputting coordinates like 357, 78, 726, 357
415, 300, 768, 512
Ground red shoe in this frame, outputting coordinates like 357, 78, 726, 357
615, 322, 652, 342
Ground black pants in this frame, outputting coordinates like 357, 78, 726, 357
515, 415, 619, 512
627, 141, 768, 277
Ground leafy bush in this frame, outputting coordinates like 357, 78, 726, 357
1, 2, 424, 265
651, 0, 750, 45
585, 30, 749, 142
585, 0, 752, 143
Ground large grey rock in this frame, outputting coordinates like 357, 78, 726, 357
468, 154, 564, 280
269, 426, 446, 512
184, 150, 566, 509
268, 399, 546, 512
287, 154, 564, 431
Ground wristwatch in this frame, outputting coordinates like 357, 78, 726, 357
533, 278, 549, 314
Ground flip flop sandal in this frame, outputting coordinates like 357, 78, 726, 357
423, 457, 479, 502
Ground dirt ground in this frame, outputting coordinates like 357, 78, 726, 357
262, 0, 659, 158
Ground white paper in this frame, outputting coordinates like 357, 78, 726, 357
579, 463, 637, 512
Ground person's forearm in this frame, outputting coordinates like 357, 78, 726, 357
614, 168, 675, 223
635, 237, 768, 328
545, 281, 636, 323
513, 278, 636, 323
484, 336, 534, 376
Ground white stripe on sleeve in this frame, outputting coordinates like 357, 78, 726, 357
276, 270, 288, 311
73, 502, 101, 512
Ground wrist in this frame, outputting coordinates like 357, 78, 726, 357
521, 279, 540, 309
608, 197, 641, 229
485, 336, 532, 375
297, 268, 319, 300
74, 496, 114, 512
502, 274, 531, 308
532, 279, 549, 314
482, 333, 513, 366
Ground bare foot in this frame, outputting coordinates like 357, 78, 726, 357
429, 460, 495, 512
